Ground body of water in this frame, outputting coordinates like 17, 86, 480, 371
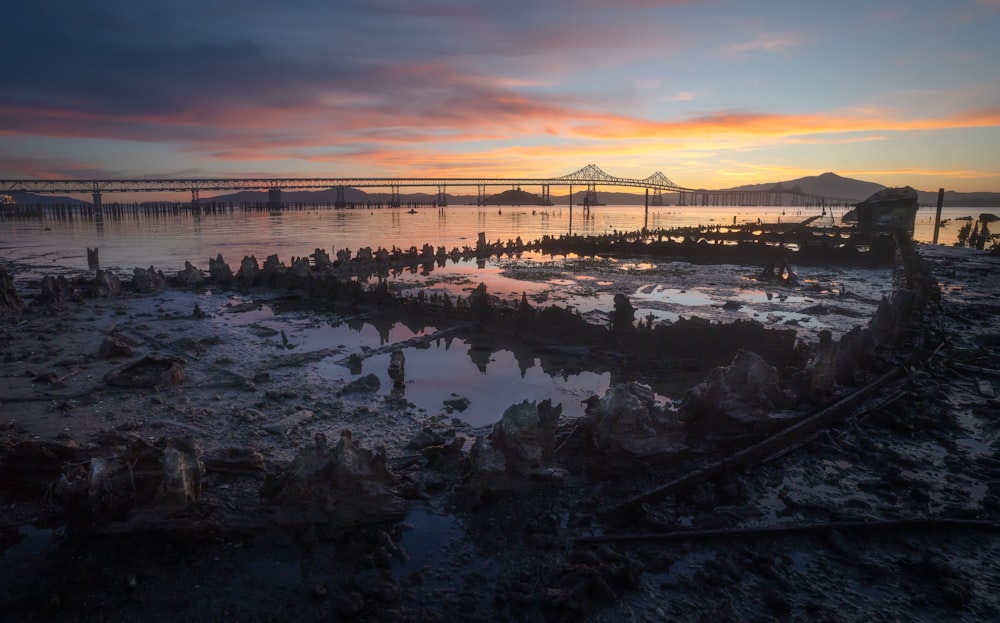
0, 203, 986, 277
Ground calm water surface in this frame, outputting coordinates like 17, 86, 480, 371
0, 204, 979, 277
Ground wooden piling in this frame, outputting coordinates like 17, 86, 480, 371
932, 188, 945, 245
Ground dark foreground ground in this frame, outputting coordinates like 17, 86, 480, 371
1, 241, 998, 622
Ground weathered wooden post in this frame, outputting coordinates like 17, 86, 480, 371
932, 188, 945, 245
568, 184, 573, 235
644, 188, 649, 231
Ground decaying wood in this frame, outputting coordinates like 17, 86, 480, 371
950, 361, 1000, 377
574, 517, 1000, 545
599, 366, 905, 519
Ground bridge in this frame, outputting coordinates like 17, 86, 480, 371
2, 164, 850, 211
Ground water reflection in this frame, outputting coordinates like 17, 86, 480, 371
3, 204, 976, 280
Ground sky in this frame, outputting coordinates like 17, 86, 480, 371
3, 0, 1000, 193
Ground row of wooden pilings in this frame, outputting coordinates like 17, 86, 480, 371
0, 200, 441, 220
677, 191, 853, 208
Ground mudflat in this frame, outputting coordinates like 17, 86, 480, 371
1, 237, 998, 622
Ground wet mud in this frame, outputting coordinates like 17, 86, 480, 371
1, 228, 998, 621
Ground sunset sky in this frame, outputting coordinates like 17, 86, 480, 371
3, 0, 1000, 192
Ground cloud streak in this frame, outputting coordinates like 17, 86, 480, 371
3, 0, 999, 191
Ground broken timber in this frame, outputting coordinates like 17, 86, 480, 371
599, 365, 905, 519
574, 517, 1000, 545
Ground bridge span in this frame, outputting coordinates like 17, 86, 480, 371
2, 164, 852, 211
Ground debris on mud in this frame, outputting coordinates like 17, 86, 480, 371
2, 226, 999, 621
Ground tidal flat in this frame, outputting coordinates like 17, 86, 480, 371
1, 235, 999, 622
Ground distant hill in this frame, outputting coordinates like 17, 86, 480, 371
722, 172, 885, 202
483, 189, 549, 205
6, 193, 87, 206
916, 190, 1000, 208
9, 174, 999, 208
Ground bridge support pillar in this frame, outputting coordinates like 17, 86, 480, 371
390, 185, 400, 208
583, 183, 598, 211
541, 184, 551, 205
268, 188, 282, 210
651, 188, 663, 206
92, 191, 103, 215
335, 185, 347, 208
191, 189, 202, 212
477, 185, 487, 206
678, 191, 686, 206
437, 185, 447, 207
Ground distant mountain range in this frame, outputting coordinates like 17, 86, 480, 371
6, 172, 1000, 207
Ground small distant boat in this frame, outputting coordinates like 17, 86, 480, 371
842, 186, 918, 234
407, 208, 418, 214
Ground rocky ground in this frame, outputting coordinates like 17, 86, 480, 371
0, 239, 997, 622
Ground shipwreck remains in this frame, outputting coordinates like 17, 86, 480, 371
842, 186, 919, 234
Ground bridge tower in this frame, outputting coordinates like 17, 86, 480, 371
335, 185, 347, 208
267, 188, 281, 210
437, 185, 447, 207
650, 188, 663, 206
583, 182, 599, 207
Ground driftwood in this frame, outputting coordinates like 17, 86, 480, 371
574, 517, 1000, 545
600, 366, 905, 519
949, 361, 1000, 378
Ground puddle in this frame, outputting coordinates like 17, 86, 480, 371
393, 509, 464, 579
633, 285, 717, 306
317, 337, 613, 427
191, 547, 302, 617
1, 524, 57, 558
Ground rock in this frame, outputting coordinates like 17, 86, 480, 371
104, 356, 185, 388
237, 255, 260, 282
98, 335, 134, 359
468, 282, 492, 315
260, 254, 284, 282
978, 379, 995, 398
340, 373, 381, 395
443, 396, 471, 412
680, 350, 795, 441
806, 329, 838, 396
311, 248, 332, 268
35, 275, 78, 309
87, 247, 100, 270
261, 431, 402, 521
176, 261, 206, 286
835, 325, 873, 386
263, 409, 315, 435
131, 266, 169, 293
0, 268, 25, 312
155, 437, 204, 505
388, 350, 405, 389
583, 382, 680, 458
484, 399, 562, 474
208, 254, 234, 283
90, 269, 122, 298
869, 295, 898, 346
612, 294, 636, 331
